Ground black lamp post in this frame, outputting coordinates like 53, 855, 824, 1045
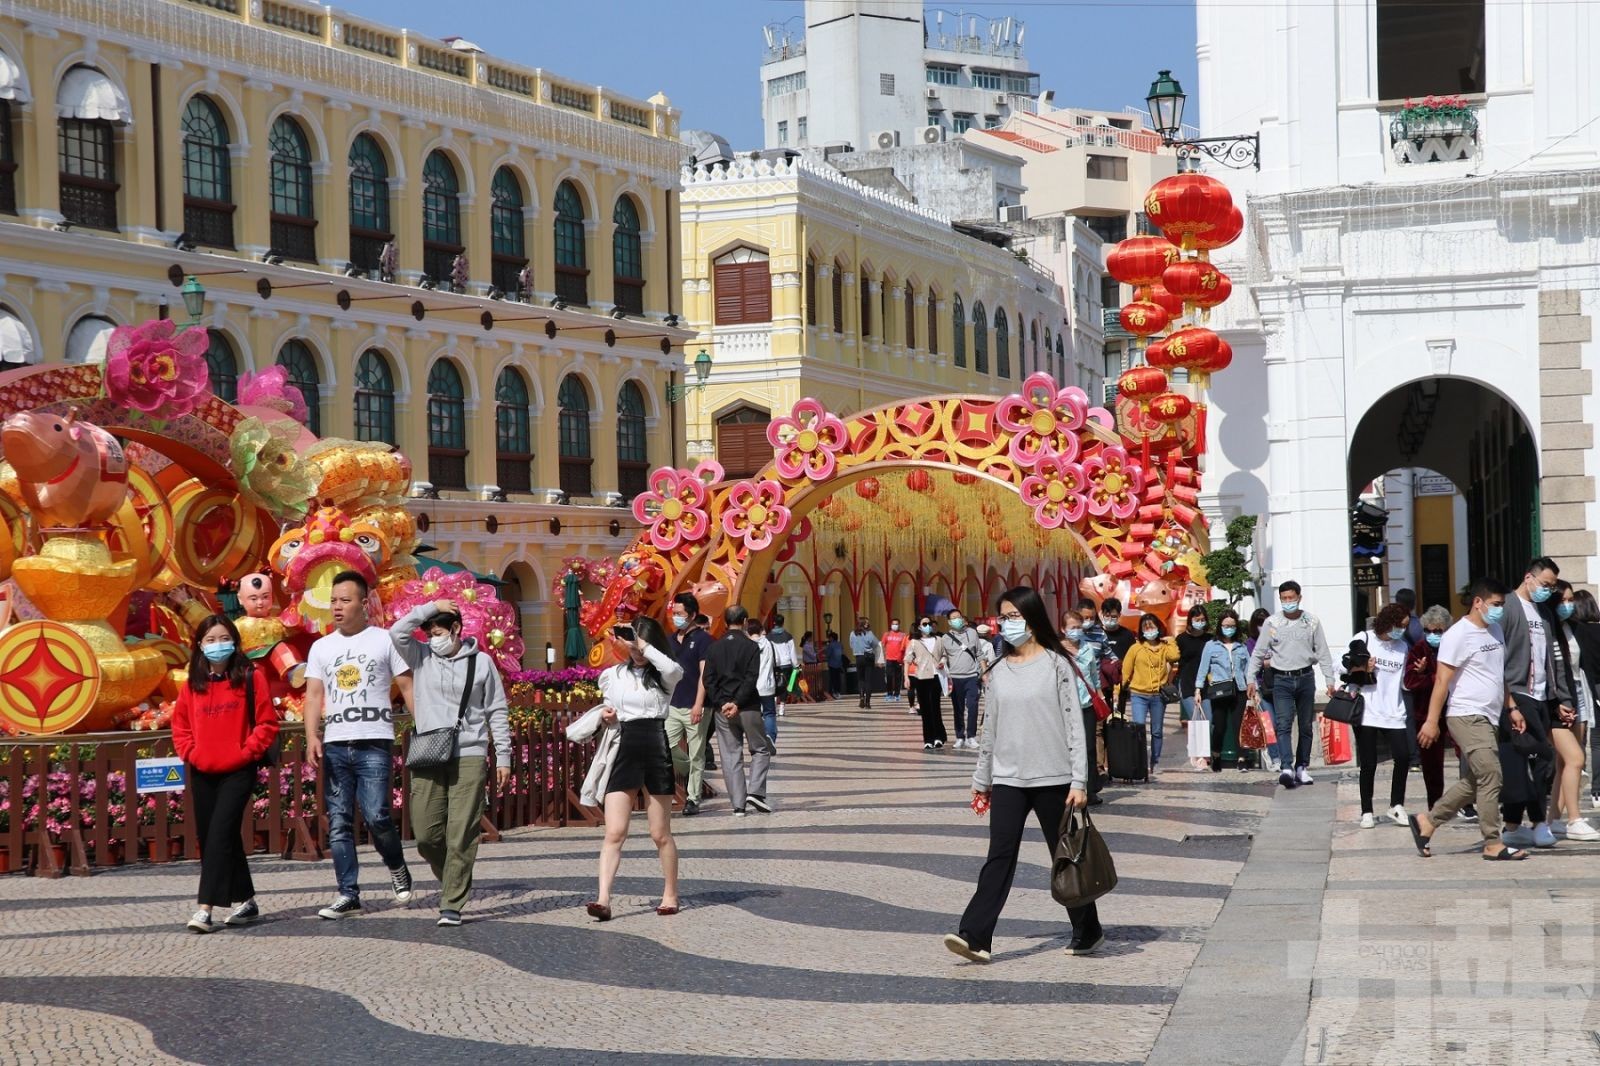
667, 348, 713, 402
1145, 70, 1260, 171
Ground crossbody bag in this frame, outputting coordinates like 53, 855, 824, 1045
406, 654, 478, 769
1201, 644, 1241, 702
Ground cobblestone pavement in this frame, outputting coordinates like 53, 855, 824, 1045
5, 703, 1591, 1064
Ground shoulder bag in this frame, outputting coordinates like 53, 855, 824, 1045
406, 654, 477, 769
1066, 654, 1113, 721
1322, 683, 1364, 726
243, 669, 283, 767
1051, 807, 1118, 909
1202, 644, 1240, 702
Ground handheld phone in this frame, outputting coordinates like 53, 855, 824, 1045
612, 624, 635, 643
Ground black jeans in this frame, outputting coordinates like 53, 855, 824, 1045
190, 765, 256, 908
914, 678, 948, 745
885, 661, 904, 698
1500, 694, 1556, 825
857, 662, 876, 707
1356, 724, 1409, 814
958, 784, 1099, 954
1208, 694, 1243, 764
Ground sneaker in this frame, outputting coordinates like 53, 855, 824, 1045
1068, 929, 1106, 955
942, 932, 991, 964
924, 742, 934, 750
1295, 766, 1315, 786
186, 910, 217, 934
1278, 770, 1299, 790
1532, 822, 1557, 848
1461, 804, 1478, 821
437, 910, 463, 927
746, 795, 772, 813
390, 865, 414, 903
1360, 813, 1376, 829
732, 808, 747, 818
776, 707, 785, 716
318, 895, 362, 920
1149, 765, 1161, 777
1562, 818, 1600, 841
933, 740, 944, 749
683, 799, 700, 817
1592, 794, 1600, 811
224, 899, 260, 926
1500, 825, 1536, 848
908, 708, 919, 715
1388, 805, 1408, 826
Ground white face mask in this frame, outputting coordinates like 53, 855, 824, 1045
429, 633, 458, 656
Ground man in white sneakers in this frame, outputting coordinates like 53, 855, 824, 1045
768, 614, 798, 718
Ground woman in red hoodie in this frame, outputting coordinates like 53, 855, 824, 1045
171, 614, 279, 933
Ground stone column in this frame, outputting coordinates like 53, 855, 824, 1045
1537, 289, 1595, 584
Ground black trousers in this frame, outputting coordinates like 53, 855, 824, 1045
1208, 694, 1243, 764
857, 662, 877, 707
885, 661, 904, 698
1500, 694, 1556, 825
191, 765, 256, 908
1356, 724, 1409, 814
914, 678, 948, 744
958, 784, 1099, 954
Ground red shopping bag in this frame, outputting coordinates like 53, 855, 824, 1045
1257, 706, 1278, 746
1321, 717, 1354, 765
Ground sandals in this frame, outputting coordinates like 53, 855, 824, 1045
655, 904, 680, 916
1483, 847, 1529, 861
1407, 814, 1432, 858
585, 902, 613, 921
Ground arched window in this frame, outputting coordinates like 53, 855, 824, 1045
64, 315, 115, 364
422, 150, 463, 288
858, 271, 872, 341
347, 133, 391, 276
490, 166, 527, 297
494, 368, 532, 494
58, 67, 124, 230
275, 339, 321, 435
612, 195, 644, 315
553, 180, 588, 305
952, 294, 966, 367
204, 330, 238, 403
904, 282, 916, 351
805, 255, 817, 327
927, 290, 939, 357
972, 300, 989, 374
557, 374, 592, 498
716, 404, 771, 479
994, 306, 1009, 379
181, 96, 233, 248
268, 116, 315, 261
831, 261, 845, 334
426, 359, 467, 490
617, 381, 648, 500
713, 247, 771, 325
354, 349, 396, 445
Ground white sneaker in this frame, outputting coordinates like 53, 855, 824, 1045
1592, 793, 1600, 811
1388, 805, 1408, 826
186, 909, 217, 934
1562, 818, 1600, 841
1359, 813, 1376, 829
1149, 765, 1161, 777
1501, 825, 1536, 847
1295, 766, 1315, 786
1532, 822, 1557, 848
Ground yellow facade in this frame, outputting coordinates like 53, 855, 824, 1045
0, 0, 695, 661
678, 155, 1074, 464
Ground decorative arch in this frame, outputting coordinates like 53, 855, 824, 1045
345, 333, 411, 396
609, 179, 656, 234
345, 122, 406, 184
264, 102, 329, 163
423, 344, 481, 401
551, 357, 605, 417
489, 351, 546, 414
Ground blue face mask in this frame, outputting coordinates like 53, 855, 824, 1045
1389, 629, 1406, 642
999, 618, 1029, 646
671, 614, 688, 630
1558, 602, 1575, 621
1066, 627, 1084, 643
949, 617, 966, 631
1485, 604, 1505, 625
1531, 585, 1553, 604
1281, 600, 1301, 615
1425, 633, 1442, 648
202, 642, 235, 663
1220, 626, 1237, 638
920, 623, 933, 635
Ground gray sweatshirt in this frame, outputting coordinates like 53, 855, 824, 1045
973, 650, 1088, 792
391, 603, 511, 761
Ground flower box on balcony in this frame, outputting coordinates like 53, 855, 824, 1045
1387, 95, 1480, 164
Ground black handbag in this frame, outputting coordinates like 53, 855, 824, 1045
1158, 682, 1182, 704
406, 654, 476, 769
1323, 685, 1365, 726
1051, 807, 1118, 909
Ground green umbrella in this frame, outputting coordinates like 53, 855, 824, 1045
562, 571, 588, 663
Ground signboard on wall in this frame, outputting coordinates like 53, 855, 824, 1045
1415, 474, 1455, 496
1353, 561, 1384, 589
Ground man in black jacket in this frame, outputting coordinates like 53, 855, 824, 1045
703, 605, 774, 815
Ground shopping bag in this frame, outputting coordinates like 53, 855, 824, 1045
1321, 717, 1354, 765
1187, 719, 1210, 760
1257, 706, 1278, 746
1238, 707, 1267, 749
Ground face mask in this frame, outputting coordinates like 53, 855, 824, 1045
202, 642, 234, 663
1281, 600, 1301, 614
1425, 633, 1442, 648
429, 633, 458, 656
1485, 604, 1505, 625
1531, 585, 1553, 604
1066, 627, 1084, 643
1221, 626, 1237, 638
1102, 616, 1118, 628
891, 623, 900, 631
920, 624, 933, 635
1558, 602, 1575, 620
1000, 618, 1029, 646
671, 614, 687, 630
1142, 629, 1159, 642
1190, 618, 1206, 631
1388, 628, 1406, 642
949, 618, 965, 631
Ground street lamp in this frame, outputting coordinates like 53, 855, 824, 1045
179, 275, 207, 331
667, 348, 713, 402
1145, 69, 1260, 171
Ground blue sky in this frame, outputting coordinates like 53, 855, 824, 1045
336, 0, 1199, 148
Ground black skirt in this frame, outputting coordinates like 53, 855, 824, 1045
607, 718, 676, 797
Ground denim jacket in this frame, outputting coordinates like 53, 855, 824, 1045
1197, 639, 1250, 692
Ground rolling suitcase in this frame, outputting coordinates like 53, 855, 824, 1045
1104, 714, 1149, 783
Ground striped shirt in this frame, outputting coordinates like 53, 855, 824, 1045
1246, 611, 1334, 686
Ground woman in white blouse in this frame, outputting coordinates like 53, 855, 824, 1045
586, 615, 685, 921
1354, 602, 1412, 829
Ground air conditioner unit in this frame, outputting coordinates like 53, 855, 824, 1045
926, 87, 938, 98
872, 129, 900, 150
1001, 204, 1026, 222
920, 124, 945, 144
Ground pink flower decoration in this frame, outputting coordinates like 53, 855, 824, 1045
1082, 446, 1145, 520
767, 397, 849, 481
720, 479, 791, 551
237, 364, 310, 423
996, 372, 1090, 468
631, 466, 713, 552
1019, 454, 1090, 529
103, 320, 211, 420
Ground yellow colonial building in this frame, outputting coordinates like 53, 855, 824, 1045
0, 0, 695, 659
679, 153, 1074, 476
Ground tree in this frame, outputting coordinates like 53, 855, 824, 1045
1200, 514, 1258, 624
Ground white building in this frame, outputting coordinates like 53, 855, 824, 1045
1197, 0, 1600, 633
761, 2, 1039, 152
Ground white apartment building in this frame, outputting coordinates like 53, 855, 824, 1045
1197, 0, 1600, 634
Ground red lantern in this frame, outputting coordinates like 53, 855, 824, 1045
996, 537, 1015, 556
842, 512, 863, 532
950, 524, 968, 542
1144, 174, 1234, 252
1149, 392, 1192, 424
1143, 284, 1184, 321
1106, 236, 1181, 288
905, 469, 932, 494
1190, 204, 1245, 255
1118, 366, 1169, 405
1145, 336, 1177, 371
1118, 300, 1170, 338
1163, 327, 1222, 377
953, 470, 978, 486
1191, 269, 1232, 312
1188, 336, 1233, 386
855, 477, 881, 501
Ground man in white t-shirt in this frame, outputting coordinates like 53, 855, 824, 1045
748, 617, 779, 744
768, 614, 798, 718
304, 570, 416, 917
1411, 578, 1529, 861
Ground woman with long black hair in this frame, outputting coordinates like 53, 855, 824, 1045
905, 616, 948, 750
171, 614, 279, 933
1196, 607, 1250, 771
945, 586, 1102, 963
587, 615, 685, 920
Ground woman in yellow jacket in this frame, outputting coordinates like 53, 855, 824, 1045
1121, 612, 1180, 775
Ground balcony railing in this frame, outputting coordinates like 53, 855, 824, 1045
618, 462, 648, 503
349, 229, 391, 278
1102, 306, 1132, 341
1386, 101, 1481, 165
428, 448, 467, 492
60, 176, 117, 230
496, 454, 532, 495
183, 198, 235, 249
555, 266, 589, 307
613, 277, 644, 316
493, 256, 528, 298
559, 457, 593, 499
270, 214, 317, 262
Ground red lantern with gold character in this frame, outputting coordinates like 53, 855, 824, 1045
1188, 336, 1234, 387
1189, 204, 1245, 255
905, 469, 932, 494
1143, 284, 1184, 322
1163, 327, 1221, 377
1190, 269, 1232, 313
952, 471, 978, 486
1144, 174, 1235, 252
1145, 336, 1177, 371
1118, 366, 1169, 406
854, 477, 881, 501
1106, 236, 1181, 288
1118, 300, 1170, 338
1160, 261, 1223, 309
1149, 392, 1193, 425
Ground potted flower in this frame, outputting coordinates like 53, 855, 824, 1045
1391, 94, 1478, 143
